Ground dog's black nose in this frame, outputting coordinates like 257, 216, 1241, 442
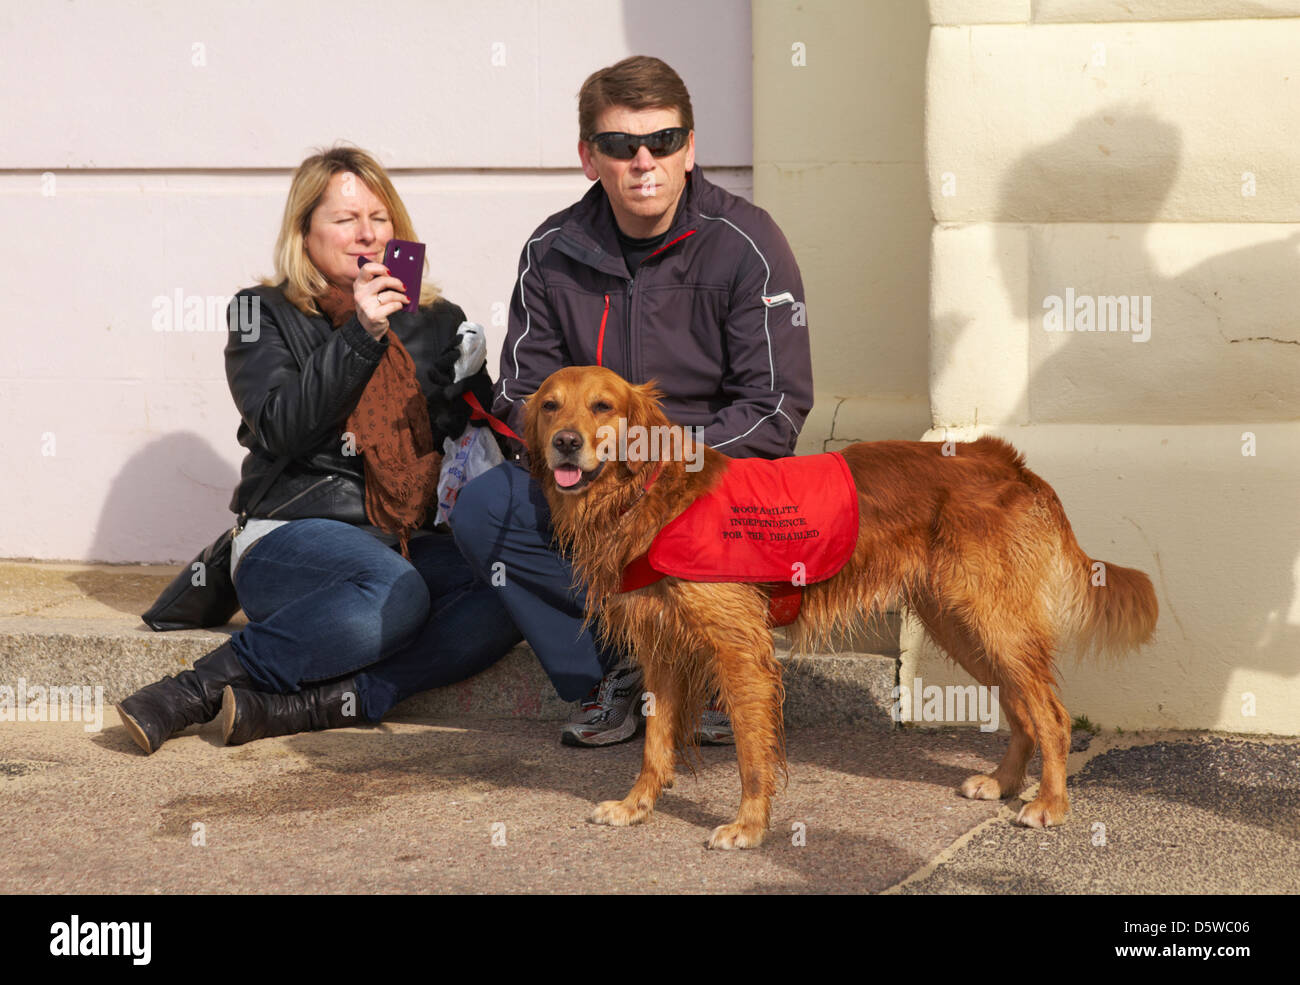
552, 430, 583, 454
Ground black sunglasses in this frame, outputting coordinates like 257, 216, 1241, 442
587, 127, 689, 160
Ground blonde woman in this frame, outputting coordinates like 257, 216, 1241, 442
118, 145, 520, 753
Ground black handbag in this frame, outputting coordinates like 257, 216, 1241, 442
142, 456, 291, 631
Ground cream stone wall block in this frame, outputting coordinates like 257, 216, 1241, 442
801, 395, 933, 456
1034, 0, 1300, 22
1027, 222, 1300, 424
755, 163, 930, 410
924, 2, 1299, 736
754, 2, 928, 166
929, 223, 1030, 428
754, 0, 932, 449
901, 423, 1300, 735
928, 21, 1300, 222
929, 0, 1030, 25
932, 0, 1300, 25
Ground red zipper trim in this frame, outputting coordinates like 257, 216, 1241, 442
597, 293, 610, 366
643, 229, 696, 262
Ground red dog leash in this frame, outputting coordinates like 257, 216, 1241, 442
462, 391, 522, 442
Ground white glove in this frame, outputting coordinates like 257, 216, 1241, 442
453, 321, 487, 383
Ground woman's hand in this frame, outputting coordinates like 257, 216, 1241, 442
354, 260, 410, 339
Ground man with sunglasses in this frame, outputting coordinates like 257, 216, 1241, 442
451, 55, 812, 748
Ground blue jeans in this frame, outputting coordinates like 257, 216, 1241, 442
230, 518, 522, 722
447, 461, 623, 701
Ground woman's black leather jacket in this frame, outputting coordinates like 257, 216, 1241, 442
223, 282, 492, 528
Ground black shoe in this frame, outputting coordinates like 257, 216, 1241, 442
220, 677, 363, 746
117, 642, 252, 755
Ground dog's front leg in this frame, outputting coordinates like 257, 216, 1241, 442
590, 663, 679, 828
706, 638, 782, 850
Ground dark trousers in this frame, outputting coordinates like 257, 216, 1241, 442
230, 518, 521, 721
447, 461, 621, 701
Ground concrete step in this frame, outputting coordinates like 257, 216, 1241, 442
0, 561, 900, 727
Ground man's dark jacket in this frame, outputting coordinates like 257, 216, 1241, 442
223, 283, 490, 524
494, 168, 813, 459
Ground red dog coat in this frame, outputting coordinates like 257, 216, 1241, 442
620, 452, 860, 625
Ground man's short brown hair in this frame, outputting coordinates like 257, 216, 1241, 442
578, 55, 694, 139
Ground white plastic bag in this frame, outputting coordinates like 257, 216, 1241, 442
435, 424, 504, 525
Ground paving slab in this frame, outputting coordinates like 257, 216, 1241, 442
2, 714, 1008, 895
890, 732, 1300, 895
3, 712, 1294, 895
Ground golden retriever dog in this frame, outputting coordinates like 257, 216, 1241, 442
525, 365, 1158, 849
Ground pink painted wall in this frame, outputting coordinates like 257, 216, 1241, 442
1, 0, 753, 561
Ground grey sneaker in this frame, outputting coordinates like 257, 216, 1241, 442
695, 703, 734, 745
560, 660, 645, 747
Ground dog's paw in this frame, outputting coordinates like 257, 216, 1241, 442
590, 799, 650, 827
960, 774, 1006, 800
1015, 797, 1068, 828
706, 822, 765, 850
960, 773, 1023, 801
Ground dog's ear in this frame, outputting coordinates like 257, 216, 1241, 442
521, 387, 546, 481
622, 379, 668, 474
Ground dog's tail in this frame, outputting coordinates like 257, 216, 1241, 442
1057, 546, 1159, 659
969, 437, 1158, 660
993, 450, 1159, 660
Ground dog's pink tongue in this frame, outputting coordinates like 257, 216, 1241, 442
554, 466, 583, 488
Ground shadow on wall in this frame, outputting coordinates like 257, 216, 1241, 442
932, 107, 1299, 711
70, 431, 239, 612
991, 108, 1297, 424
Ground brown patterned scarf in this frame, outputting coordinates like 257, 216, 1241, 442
318, 285, 439, 558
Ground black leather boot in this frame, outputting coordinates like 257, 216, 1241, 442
220, 677, 364, 746
117, 642, 252, 754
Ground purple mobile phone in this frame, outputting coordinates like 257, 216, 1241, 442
356, 239, 424, 314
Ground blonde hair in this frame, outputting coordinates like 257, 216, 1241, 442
262, 144, 440, 315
